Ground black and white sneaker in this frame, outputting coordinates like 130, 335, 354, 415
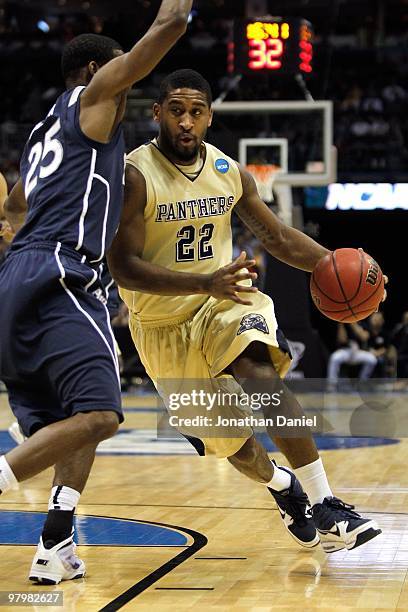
312, 496, 381, 553
268, 462, 319, 549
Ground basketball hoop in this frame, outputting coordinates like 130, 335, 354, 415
246, 164, 280, 202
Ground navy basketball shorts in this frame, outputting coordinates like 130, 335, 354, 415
0, 243, 123, 437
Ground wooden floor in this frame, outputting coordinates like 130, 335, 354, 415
0, 392, 407, 611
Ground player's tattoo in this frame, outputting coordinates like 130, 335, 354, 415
235, 204, 276, 249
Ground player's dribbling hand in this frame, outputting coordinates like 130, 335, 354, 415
204, 251, 258, 305
358, 248, 388, 309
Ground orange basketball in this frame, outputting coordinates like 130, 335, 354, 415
310, 248, 384, 323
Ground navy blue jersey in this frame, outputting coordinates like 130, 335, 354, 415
13, 86, 125, 263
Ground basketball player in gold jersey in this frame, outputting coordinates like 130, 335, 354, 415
108, 70, 381, 553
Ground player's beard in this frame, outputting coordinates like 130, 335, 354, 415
160, 124, 202, 163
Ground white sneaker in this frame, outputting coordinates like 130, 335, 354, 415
312, 496, 381, 553
29, 533, 86, 584
8, 422, 26, 445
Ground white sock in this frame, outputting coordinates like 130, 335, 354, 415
48, 486, 80, 511
0, 455, 18, 494
265, 463, 292, 491
294, 458, 333, 506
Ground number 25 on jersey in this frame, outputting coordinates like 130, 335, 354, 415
25, 117, 64, 199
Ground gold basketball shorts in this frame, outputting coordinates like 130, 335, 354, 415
129, 291, 291, 458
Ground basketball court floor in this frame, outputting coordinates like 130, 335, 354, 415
0, 390, 407, 611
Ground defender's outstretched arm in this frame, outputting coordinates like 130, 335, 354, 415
84, 0, 193, 101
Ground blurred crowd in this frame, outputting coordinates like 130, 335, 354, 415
334, 80, 408, 174
1, 10, 408, 181
327, 310, 408, 388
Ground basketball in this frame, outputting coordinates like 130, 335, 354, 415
310, 248, 384, 323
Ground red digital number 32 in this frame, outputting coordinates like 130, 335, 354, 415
248, 39, 283, 70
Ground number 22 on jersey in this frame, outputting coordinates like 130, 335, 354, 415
176, 223, 214, 262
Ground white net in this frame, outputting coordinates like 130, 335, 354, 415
246, 164, 280, 202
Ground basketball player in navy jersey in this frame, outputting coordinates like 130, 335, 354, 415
0, 0, 193, 584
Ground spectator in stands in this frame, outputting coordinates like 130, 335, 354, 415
232, 227, 255, 260
340, 84, 363, 112
1, 162, 19, 188
327, 322, 377, 389
233, 227, 266, 289
382, 78, 406, 108
367, 312, 397, 378
111, 301, 129, 328
361, 86, 384, 114
391, 311, 408, 378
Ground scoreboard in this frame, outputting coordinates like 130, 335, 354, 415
233, 18, 314, 76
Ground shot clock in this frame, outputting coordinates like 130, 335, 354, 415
232, 18, 314, 76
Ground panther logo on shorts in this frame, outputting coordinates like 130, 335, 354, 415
237, 313, 269, 336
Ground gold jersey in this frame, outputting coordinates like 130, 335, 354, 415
120, 141, 243, 322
